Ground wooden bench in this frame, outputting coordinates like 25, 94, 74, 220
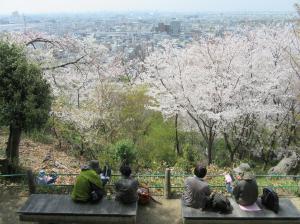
18, 194, 137, 224
182, 198, 300, 224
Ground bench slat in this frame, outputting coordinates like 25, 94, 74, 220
18, 194, 137, 216
182, 198, 300, 220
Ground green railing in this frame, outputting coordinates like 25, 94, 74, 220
1, 172, 299, 197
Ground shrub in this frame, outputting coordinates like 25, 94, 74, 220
113, 139, 137, 165
175, 144, 204, 172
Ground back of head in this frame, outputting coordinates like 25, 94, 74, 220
120, 165, 132, 177
194, 165, 207, 178
89, 160, 101, 174
233, 163, 254, 180
38, 170, 46, 177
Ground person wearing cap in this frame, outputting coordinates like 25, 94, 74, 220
72, 160, 105, 203
182, 164, 211, 209
231, 163, 258, 206
115, 164, 139, 204
36, 170, 57, 185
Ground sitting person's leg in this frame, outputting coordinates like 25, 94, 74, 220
226, 183, 233, 193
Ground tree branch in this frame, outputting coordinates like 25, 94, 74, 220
42, 55, 86, 71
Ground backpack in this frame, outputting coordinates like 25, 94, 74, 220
137, 187, 151, 205
89, 182, 104, 203
137, 187, 162, 205
261, 187, 279, 213
100, 164, 112, 186
209, 193, 232, 213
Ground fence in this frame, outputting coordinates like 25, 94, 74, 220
1, 169, 300, 198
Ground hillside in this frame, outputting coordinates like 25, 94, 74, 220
0, 135, 86, 178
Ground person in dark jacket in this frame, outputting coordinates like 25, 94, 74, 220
115, 165, 139, 204
72, 160, 104, 203
232, 163, 258, 206
182, 164, 211, 209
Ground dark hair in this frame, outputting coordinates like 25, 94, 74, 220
194, 165, 207, 178
120, 165, 132, 177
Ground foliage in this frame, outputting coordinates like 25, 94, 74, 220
139, 112, 177, 168
0, 41, 52, 131
175, 143, 204, 172
213, 139, 232, 167
0, 41, 52, 171
2, 28, 299, 171
24, 128, 54, 145
142, 28, 299, 164
113, 139, 137, 165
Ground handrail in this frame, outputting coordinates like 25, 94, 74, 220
1, 172, 299, 197
2, 173, 300, 178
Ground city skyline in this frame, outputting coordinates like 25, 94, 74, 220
0, 0, 297, 15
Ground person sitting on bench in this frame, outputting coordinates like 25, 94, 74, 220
228, 163, 258, 206
72, 160, 105, 203
36, 170, 58, 185
115, 164, 139, 204
182, 164, 211, 209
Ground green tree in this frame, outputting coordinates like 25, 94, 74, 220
114, 139, 137, 165
0, 41, 52, 172
140, 113, 177, 167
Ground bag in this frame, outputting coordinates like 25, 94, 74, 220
90, 182, 104, 203
101, 164, 112, 186
261, 187, 279, 213
102, 164, 112, 178
137, 187, 151, 205
209, 193, 232, 213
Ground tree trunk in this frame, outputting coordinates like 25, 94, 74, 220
6, 123, 22, 173
223, 132, 234, 163
175, 113, 180, 155
207, 140, 213, 165
77, 89, 80, 108
207, 127, 215, 165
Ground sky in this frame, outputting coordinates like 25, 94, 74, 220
0, 0, 297, 15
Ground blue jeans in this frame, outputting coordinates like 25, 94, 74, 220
226, 183, 233, 193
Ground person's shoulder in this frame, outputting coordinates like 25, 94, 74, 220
201, 179, 209, 187
82, 169, 100, 179
184, 176, 193, 182
186, 176, 200, 183
132, 178, 138, 183
115, 178, 122, 186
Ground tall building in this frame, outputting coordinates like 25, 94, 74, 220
170, 21, 181, 36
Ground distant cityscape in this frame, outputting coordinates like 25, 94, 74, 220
0, 11, 297, 59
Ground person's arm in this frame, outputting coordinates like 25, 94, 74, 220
205, 184, 211, 196
232, 181, 240, 200
115, 180, 122, 191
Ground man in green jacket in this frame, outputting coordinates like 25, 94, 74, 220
72, 160, 104, 202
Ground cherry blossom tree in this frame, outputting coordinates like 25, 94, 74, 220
142, 27, 299, 164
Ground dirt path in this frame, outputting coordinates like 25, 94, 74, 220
137, 198, 181, 224
0, 191, 29, 224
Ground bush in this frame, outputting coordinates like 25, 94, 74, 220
113, 139, 137, 165
139, 113, 177, 167
213, 138, 231, 167
175, 144, 204, 172
25, 128, 55, 144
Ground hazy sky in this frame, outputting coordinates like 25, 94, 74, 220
0, 0, 297, 14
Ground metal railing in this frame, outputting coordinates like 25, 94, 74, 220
1, 170, 299, 197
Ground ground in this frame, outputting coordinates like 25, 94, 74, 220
137, 198, 181, 224
0, 135, 86, 186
